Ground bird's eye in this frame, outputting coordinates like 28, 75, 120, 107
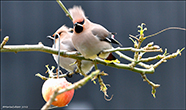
54, 33, 59, 39
58, 32, 62, 35
78, 19, 84, 25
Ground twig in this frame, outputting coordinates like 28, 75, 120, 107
35, 73, 48, 81
95, 57, 155, 74
98, 75, 113, 101
115, 51, 151, 69
0, 36, 9, 49
76, 60, 88, 76
140, 73, 160, 98
145, 27, 186, 38
41, 88, 59, 110
141, 73, 160, 89
56, 0, 73, 21
102, 47, 163, 53
129, 34, 139, 41
153, 48, 185, 69
58, 70, 100, 95
130, 23, 146, 67
139, 55, 164, 62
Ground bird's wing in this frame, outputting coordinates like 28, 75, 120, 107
91, 24, 122, 46
61, 37, 77, 51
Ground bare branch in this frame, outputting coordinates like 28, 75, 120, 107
0, 36, 9, 49
115, 51, 151, 69
41, 88, 59, 110
102, 47, 163, 53
58, 70, 100, 94
56, 0, 73, 21
94, 57, 155, 74
145, 27, 186, 38
140, 73, 160, 98
1, 43, 80, 57
35, 73, 48, 81
139, 55, 164, 62
153, 48, 185, 69
130, 23, 147, 67
1, 43, 155, 74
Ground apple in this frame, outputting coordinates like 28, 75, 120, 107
42, 78, 74, 107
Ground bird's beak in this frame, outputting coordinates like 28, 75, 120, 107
47, 35, 55, 40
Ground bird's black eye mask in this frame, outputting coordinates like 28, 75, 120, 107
74, 20, 84, 33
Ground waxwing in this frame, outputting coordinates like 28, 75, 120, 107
50, 25, 94, 75
69, 6, 122, 60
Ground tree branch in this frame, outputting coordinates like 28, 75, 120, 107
145, 27, 186, 38
0, 36, 9, 49
153, 48, 184, 69
94, 57, 155, 74
102, 47, 162, 53
56, 0, 73, 21
0, 42, 79, 56
1, 43, 155, 74
115, 51, 151, 69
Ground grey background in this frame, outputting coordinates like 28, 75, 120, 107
1, 1, 185, 110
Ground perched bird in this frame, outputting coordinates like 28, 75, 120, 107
69, 6, 122, 60
49, 25, 94, 76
